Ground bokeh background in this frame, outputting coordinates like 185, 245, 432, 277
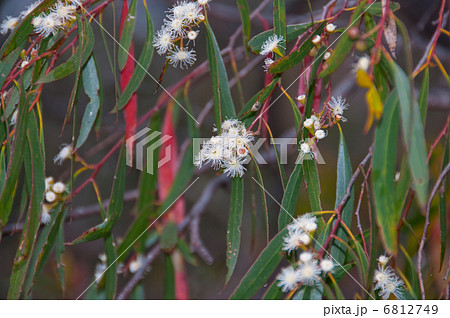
0, 0, 448, 299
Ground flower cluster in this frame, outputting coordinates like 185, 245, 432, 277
276, 213, 335, 293
373, 254, 405, 300
1, 1, 79, 38
41, 177, 67, 224
153, 1, 210, 69
194, 119, 253, 178
298, 95, 349, 159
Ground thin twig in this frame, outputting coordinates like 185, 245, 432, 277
418, 161, 450, 299
319, 145, 373, 257
189, 175, 228, 265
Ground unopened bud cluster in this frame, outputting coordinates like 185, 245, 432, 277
41, 177, 67, 224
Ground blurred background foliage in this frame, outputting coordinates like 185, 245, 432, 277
0, 0, 448, 299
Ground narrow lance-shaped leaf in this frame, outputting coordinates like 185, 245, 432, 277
236, 0, 251, 56
64, 15, 86, 129
25, 204, 67, 296
400, 245, 420, 299
37, 18, 95, 83
269, 23, 326, 74
373, 91, 401, 254
0, 81, 29, 236
8, 110, 45, 299
205, 20, 236, 130
225, 177, 244, 284
248, 22, 315, 54
67, 144, 126, 245
104, 234, 117, 299
114, 0, 154, 111
76, 55, 102, 149
330, 126, 353, 265
0, 45, 24, 88
230, 228, 289, 299
303, 159, 322, 212
240, 77, 278, 126
273, 0, 287, 55
418, 67, 429, 124
118, 0, 137, 71
278, 163, 303, 231
390, 61, 429, 207
164, 254, 176, 299
318, 1, 367, 78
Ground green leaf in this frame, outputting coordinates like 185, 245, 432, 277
25, 204, 66, 296
319, 1, 367, 78
390, 61, 429, 207
37, 18, 94, 83
118, 0, 137, 71
104, 234, 117, 299
205, 20, 236, 130
64, 16, 86, 129
0, 0, 58, 57
163, 254, 175, 299
160, 221, 178, 252
8, 110, 45, 299
293, 284, 324, 300
278, 163, 303, 231
230, 227, 288, 299
177, 238, 198, 266
373, 91, 401, 253
68, 144, 126, 245
273, 0, 287, 56
248, 22, 315, 54
117, 116, 160, 258
418, 67, 429, 124
269, 23, 326, 74
236, 0, 251, 56
114, 0, 154, 111
345, 227, 369, 285
117, 142, 194, 261
263, 280, 283, 299
400, 245, 420, 299
76, 55, 102, 149
365, 1, 401, 17
330, 126, 353, 265
55, 219, 66, 293
303, 46, 326, 120
239, 77, 278, 125
226, 177, 244, 283
303, 159, 322, 211
0, 81, 29, 236
0, 45, 24, 88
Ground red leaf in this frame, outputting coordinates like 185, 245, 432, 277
119, 0, 137, 145
159, 104, 185, 223
158, 104, 188, 299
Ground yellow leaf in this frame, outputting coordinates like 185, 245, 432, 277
367, 84, 383, 119
356, 69, 373, 88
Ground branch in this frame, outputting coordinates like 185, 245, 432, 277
418, 161, 450, 299
116, 175, 229, 300
319, 145, 373, 257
